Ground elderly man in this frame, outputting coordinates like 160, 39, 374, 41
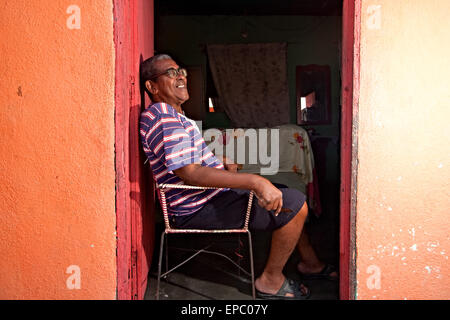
139, 54, 334, 299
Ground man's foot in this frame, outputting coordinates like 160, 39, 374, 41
297, 262, 338, 280
255, 276, 310, 299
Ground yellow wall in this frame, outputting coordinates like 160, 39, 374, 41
356, 0, 450, 299
0, 1, 116, 299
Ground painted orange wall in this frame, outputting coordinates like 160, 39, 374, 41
356, 0, 450, 299
0, 1, 116, 299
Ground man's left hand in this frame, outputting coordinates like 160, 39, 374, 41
224, 162, 239, 173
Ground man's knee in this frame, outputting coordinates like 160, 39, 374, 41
297, 201, 308, 219
285, 188, 308, 219
284, 201, 308, 228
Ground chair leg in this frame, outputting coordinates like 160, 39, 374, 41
165, 233, 169, 277
156, 231, 166, 300
247, 231, 256, 299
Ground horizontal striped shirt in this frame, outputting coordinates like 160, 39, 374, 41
140, 102, 227, 216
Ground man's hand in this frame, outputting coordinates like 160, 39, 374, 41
252, 177, 283, 216
217, 156, 282, 213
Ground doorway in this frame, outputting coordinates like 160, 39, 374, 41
114, 0, 359, 300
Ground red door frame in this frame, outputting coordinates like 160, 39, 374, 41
340, 0, 361, 300
114, 0, 155, 300
114, 0, 361, 300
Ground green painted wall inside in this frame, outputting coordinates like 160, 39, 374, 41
156, 15, 341, 130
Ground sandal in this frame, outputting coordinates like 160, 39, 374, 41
256, 278, 311, 300
298, 263, 338, 281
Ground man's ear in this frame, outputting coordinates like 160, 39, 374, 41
145, 80, 157, 95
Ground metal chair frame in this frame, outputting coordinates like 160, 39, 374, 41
155, 183, 256, 300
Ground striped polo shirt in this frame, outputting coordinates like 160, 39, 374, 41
140, 102, 227, 216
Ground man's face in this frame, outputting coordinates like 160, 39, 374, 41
148, 59, 189, 106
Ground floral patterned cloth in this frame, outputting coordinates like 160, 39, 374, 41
207, 43, 290, 128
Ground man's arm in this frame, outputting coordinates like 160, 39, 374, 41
174, 164, 283, 215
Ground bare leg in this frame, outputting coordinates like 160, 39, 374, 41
297, 231, 324, 272
297, 231, 338, 278
255, 202, 308, 296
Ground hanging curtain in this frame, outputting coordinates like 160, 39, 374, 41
207, 43, 290, 128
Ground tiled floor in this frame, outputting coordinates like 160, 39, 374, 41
144, 229, 339, 300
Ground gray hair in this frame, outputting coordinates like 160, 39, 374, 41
140, 54, 173, 98
141, 54, 172, 81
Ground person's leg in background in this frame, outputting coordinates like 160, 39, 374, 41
297, 230, 338, 280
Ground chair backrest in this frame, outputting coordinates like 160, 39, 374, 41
143, 159, 167, 226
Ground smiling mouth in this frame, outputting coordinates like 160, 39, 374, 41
175, 80, 186, 88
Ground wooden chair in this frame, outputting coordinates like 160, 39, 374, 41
155, 183, 256, 299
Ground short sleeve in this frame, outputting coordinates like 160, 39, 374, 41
143, 112, 200, 172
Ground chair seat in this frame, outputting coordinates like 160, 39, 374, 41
165, 228, 250, 234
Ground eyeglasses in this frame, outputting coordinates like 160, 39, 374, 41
150, 67, 188, 80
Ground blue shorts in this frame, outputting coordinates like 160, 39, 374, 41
169, 187, 307, 231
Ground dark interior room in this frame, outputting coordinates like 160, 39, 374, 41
146, 0, 343, 300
